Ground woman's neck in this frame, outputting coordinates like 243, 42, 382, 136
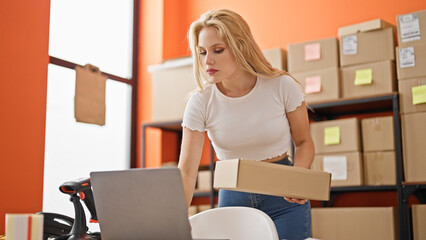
216, 71, 257, 98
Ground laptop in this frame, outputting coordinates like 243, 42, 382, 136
90, 167, 225, 240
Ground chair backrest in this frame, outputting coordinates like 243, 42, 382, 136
189, 206, 279, 240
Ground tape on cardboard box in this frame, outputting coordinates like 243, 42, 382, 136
338, 19, 395, 37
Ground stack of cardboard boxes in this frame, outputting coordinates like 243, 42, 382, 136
361, 116, 396, 186
307, 18, 402, 240
309, 116, 399, 240
395, 10, 426, 184
395, 10, 426, 240
310, 118, 363, 187
310, 116, 397, 187
338, 19, 397, 99
288, 38, 340, 104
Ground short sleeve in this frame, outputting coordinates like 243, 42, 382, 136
181, 92, 206, 132
280, 75, 306, 113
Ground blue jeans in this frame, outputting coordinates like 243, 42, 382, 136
218, 158, 312, 240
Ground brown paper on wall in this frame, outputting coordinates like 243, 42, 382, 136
74, 64, 107, 126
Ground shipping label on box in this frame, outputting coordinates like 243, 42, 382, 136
292, 67, 340, 104
340, 60, 397, 99
213, 159, 331, 201
397, 10, 426, 47
323, 155, 347, 180
312, 151, 363, 187
339, 28, 395, 67
312, 207, 397, 240
401, 112, 426, 182
288, 37, 339, 73
396, 42, 426, 80
398, 78, 426, 114
342, 35, 358, 55
310, 118, 361, 154
361, 116, 395, 152
363, 151, 396, 186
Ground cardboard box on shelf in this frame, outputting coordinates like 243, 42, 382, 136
311, 151, 363, 187
361, 116, 395, 152
213, 159, 331, 201
339, 27, 395, 67
287, 37, 339, 73
291, 67, 340, 104
401, 112, 426, 182
363, 151, 396, 186
150, 57, 197, 122
397, 10, 426, 47
396, 42, 426, 80
398, 77, 426, 114
338, 19, 395, 37
263, 48, 287, 71
311, 207, 398, 240
412, 204, 426, 240
188, 205, 198, 216
310, 118, 361, 154
197, 170, 212, 191
340, 60, 397, 99
197, 204, 212, 213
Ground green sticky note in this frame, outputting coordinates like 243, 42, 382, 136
324, 126, 340, 145
354, 68, 373, 85
412, 85, 426, 105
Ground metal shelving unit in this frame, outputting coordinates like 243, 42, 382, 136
309, 92, 426, 240
141, 121, 217, 208
141, 92, 426, 239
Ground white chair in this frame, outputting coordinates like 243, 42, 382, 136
189, 206, 279, 240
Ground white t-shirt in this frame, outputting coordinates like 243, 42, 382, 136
182, 74, 305, 161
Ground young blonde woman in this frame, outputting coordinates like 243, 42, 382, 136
178, 9, 314, 240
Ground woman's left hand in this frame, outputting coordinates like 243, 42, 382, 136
284, 197, 307, 205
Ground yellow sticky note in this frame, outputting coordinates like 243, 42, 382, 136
324, 126, 340, 145
354, 68, 373, 85
412, 85, 426, 105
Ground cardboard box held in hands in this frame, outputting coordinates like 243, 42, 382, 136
213, 159, 331, 201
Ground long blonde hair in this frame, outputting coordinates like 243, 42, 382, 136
188, 9, 290, 90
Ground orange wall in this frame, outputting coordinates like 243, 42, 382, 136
0, 0, 50, 234
0, 0, 424, 235
139, 0, 426, 167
